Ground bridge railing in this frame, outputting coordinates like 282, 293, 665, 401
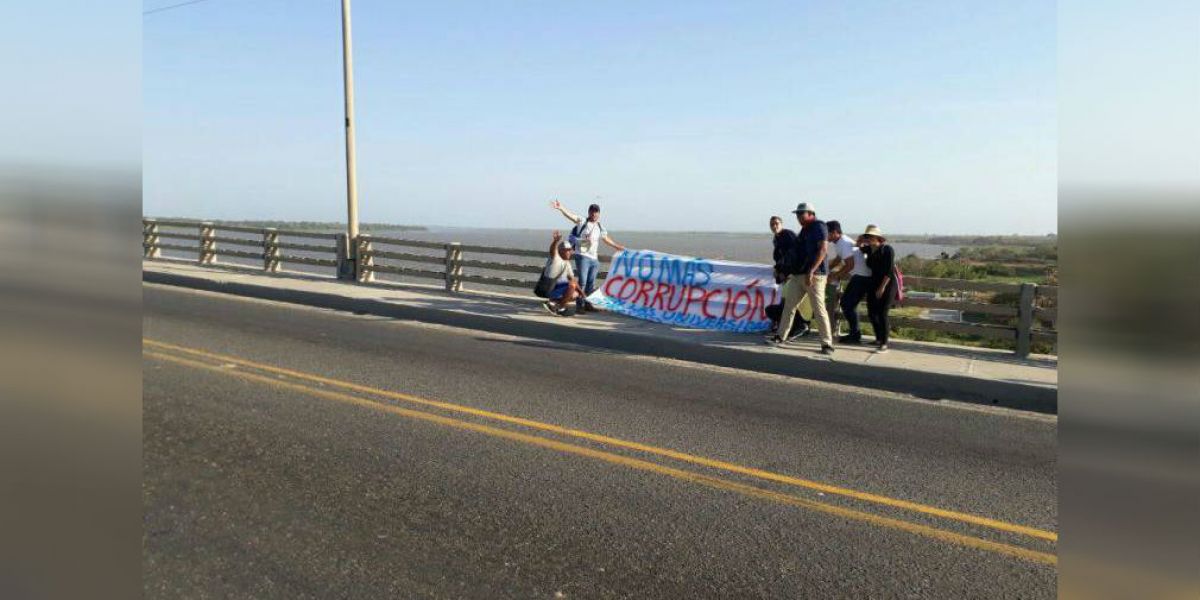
355, 234, 615, 292
143, 218, 341, 273
143, 218, 1056, 357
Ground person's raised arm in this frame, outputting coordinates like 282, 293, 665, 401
549, 231, 562, 256
549, 199, 582, 224
602, 233, 626, 253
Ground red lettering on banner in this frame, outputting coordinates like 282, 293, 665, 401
751, 287, 767, 320
665, 284, 686, 311
603, 275, 624, 296
616, 278, 638, 301
652, 283, 670, 310
632, 279, 655, 305
702, 289, 722, 318
723, 289, 736, 320
730, 290, 752, 320
683, 286, 706, 313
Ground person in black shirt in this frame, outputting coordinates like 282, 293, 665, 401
860, 225, 896, 352
772, 202, 834, 355
770, 216, 796, 277
766, 216, 808, 338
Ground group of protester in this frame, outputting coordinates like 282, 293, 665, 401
536, 200, 624, 317
767, 202, 897, 355
535, 199, 897, 355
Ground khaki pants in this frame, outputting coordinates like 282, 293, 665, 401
777, 274, 832, 346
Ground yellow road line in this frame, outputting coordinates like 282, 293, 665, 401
143, 348, 1058, 566
143, 337, 1057, 543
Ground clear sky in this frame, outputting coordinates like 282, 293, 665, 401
143, 0, 1057, 234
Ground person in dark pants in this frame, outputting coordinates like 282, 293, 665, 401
767, 216, 808, 339
837, 232, 873, 344
860, 225, 896, 352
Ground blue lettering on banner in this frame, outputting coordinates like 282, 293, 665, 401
590, 249, 775, 333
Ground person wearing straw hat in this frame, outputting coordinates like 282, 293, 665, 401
860, 224, 896, 352
771, 202, 835, 355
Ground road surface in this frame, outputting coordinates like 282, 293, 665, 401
143, 284, 1057, 598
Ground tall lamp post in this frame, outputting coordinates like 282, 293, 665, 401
339, 0, 360, 278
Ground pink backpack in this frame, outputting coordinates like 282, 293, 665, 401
893, 266, 906, 303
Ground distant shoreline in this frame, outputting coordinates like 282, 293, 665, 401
152, 218, 429, 233
158, 218, 1054, 247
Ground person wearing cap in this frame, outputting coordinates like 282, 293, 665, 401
772, 202, 835, 355
550, 199, 626, 311
860, 225, 896, 352
540, 231, 582, 316
767, 215, 809, 340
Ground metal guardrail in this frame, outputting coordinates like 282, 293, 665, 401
143, 218, 1057, 357
143, 219, 340, 273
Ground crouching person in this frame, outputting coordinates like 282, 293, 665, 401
539, 231, 582, 316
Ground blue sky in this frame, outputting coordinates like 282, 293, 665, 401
143, 1, 1056, 234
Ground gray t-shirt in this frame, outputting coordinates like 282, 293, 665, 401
544, 252, 575, 283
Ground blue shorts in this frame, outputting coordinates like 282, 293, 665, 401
548, 281, 570, 300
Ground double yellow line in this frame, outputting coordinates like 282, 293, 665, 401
143, 338, 1057, 565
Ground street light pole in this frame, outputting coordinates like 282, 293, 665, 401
340, 0, 359, 242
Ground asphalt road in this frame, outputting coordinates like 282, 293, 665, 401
143, 283, 1057, 598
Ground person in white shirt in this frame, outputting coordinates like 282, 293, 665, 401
827, 222, 874, 344
540, 231, 582, 316
824, 220, 861, 336
550, 199, 626, 311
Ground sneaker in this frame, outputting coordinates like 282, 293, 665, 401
819, 344, 836, 356
541, 301, 558, 315
765, 335, 786, 346
785, 325, 809, 341
875, 344, 889, 354
558, 304, 578, 317
838, 334, 862, 345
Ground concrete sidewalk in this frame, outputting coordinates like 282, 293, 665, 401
143, 260, 1057, 413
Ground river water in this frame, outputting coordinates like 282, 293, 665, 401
380, 227, 955, 262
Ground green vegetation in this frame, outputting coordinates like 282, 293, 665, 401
889, 233, 1057, 247
881, 238, 1057, 353
953, 244, 1057, 263
896, 241, 1057, 286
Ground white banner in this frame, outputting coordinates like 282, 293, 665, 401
586, 250, 780, 333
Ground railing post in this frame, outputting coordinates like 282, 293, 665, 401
262, 228, 280, 272
199, 222, 216, 265
444, 242, 463, 292
1016, 283, 1035, 358
143, 220, 160, 258
357, 235, 375, 283
335, 233, 356, 280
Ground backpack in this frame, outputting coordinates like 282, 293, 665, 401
569, 220, 601, 251
534, 257, 570, 298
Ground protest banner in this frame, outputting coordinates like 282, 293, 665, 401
586, 250, 779, 333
